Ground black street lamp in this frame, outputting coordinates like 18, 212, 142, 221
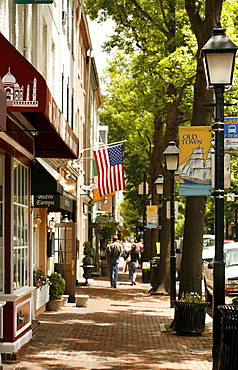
163, 141, 179, 308
202, 23, 238, 370
154, 175, 164, 246
154, 175, 164, 196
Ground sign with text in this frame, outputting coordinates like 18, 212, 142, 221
14, 0, 53, 3
34, 194, 73, 212
179, 126, 212, 196
224, 117, 238, 152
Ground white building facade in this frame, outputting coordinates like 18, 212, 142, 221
0, 0, 101, 360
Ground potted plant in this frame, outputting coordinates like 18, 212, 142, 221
82, 241, 94, 285
33, 270, 50, 311
100, 259, 109, 276
47, 272, 66, 311
173, 292, 209, 335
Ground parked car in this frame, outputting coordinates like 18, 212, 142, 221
176, 235, 215, 276
202, 234, 215, 262
203, 242, 238, 304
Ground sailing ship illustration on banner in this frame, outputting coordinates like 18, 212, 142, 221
179, 126, 212, 196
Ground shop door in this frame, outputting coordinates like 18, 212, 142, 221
54, 222, 76, 302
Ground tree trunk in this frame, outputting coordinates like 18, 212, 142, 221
180, 0, 223, 296
179, 196, 206, 295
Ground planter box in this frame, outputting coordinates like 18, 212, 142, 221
33, 285, 50, 311
173, 301, 209, 335
47, 298, 63, 311
100, 265, 110, 277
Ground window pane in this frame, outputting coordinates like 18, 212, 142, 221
13, 160, 28, 290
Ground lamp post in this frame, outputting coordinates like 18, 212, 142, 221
154, 175, 164, 245
202, 23, 238, 370
138, 173, 149, 248
163, 141, 179, 308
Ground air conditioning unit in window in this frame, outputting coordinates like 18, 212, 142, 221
62, 11, 67, 25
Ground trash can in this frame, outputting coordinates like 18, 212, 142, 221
218, 305, 238, 370
150, 257, 160, 287
142, 262, 151, 283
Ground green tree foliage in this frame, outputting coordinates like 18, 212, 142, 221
85, 0, 197, 292
86, 0, 238, 295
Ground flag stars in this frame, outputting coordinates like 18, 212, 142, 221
108, 146, 123, 167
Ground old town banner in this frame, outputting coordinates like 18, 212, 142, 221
179, 126, 212, 196
146, 205, 158, 228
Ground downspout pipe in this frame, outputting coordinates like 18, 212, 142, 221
24, 4, 29, 59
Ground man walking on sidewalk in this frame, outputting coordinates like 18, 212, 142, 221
107, 236, 122, 288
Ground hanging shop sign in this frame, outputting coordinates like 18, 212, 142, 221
14, 0, 53, 3
34, 194, 73, 212
179, 126, 212, 196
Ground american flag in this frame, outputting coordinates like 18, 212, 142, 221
93, 144, 125, 197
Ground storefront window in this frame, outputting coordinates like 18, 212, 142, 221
54, 225, 74, 264
13, 160, 28, 290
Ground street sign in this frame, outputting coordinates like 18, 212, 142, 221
227, 193, 235, 201
224, 117, 238, 152
166, 201, 178, 219
14, 0, 53, 3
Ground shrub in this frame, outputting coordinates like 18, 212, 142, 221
82, 241, 94, 265
49, 272, 66, 300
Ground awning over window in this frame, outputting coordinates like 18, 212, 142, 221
31, 161, 63, 195
32, 162, 75, 213
0, 33, 78, 159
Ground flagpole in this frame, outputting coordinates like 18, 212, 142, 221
79, 140, 127, 154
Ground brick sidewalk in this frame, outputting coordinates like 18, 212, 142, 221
3, 269, 213, 369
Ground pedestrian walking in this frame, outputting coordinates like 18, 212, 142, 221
122, 238, 130, 273
128, 243, 140, 285
137, 239, 144, 266
107, 236, 122, 288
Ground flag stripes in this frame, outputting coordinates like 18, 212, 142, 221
93, 145, 125, 197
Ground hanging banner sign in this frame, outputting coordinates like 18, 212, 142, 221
146, 205, 158, 229
14, 0, 53, 3
224, 117, 238, 152
179, 126, 212, 196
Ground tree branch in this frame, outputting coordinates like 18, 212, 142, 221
129, 0, 154, 22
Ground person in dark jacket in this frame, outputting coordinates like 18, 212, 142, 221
128, 243, 140, 285
107, 236, 122, 288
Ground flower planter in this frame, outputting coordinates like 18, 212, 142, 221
47, 298, 63, 311
173, 301, 209, 335
100, 265, 109, 277
33, 285, 50, 311
82, 265, 94, 285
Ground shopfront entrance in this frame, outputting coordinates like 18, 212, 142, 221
54, 222, 76, 302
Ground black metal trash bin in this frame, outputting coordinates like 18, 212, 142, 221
150, 257, 160, 287
218, 305, 238, 370
142, 269, 151, 283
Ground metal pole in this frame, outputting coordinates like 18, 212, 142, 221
213, 85, 225, 370
170, 171, 176, 308
143, 172, 146, 249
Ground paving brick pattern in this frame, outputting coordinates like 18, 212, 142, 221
3, 268, 213, 369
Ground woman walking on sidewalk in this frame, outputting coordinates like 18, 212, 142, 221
128, 243, 140, 285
